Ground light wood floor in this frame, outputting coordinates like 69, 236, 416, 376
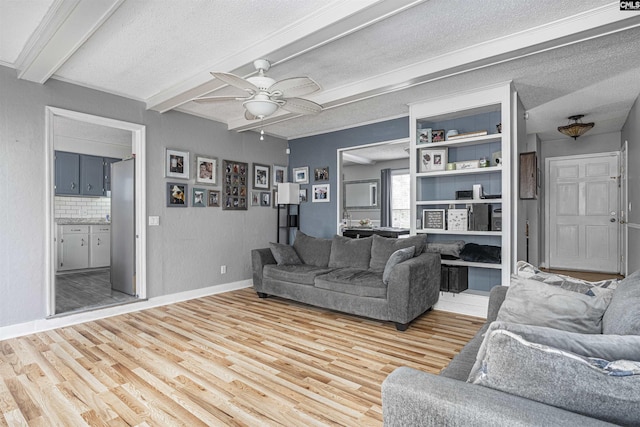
541, 268, 624, 281
0, 288, 484, 426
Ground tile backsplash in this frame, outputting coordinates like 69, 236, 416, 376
55, 196, 111, 219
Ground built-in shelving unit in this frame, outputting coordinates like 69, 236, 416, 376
410, 83, 519, 316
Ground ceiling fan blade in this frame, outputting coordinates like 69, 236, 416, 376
192, 95, 251, 103
211, 72, 258, 93
270, 77, 321, 98
280, 98, 322, 115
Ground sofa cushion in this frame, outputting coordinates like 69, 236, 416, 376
292, 231, 332, 267
496, 276, 610, 333
263, 264, 334, 286
382, 247, 415, 284
515, 261, 618, 298
369, 234, 426, 272
468, 328, 640, 426
328, 235, 373, 269
603, 269, 640, 335
315, 268, 387, 298
269, 242, 302, 265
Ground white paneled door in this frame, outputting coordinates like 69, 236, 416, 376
547, 152, 620, 273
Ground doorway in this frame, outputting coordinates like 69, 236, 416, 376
45, 107, 147, 317
545, 152, 620, 273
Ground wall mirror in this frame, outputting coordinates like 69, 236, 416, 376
343, 179, 380, 209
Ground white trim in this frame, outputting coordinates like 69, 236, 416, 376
1, 280, 251, 340
45, 107, 147, 316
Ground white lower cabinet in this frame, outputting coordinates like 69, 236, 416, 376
57, 224, 111, 271
90, 225, 111, 268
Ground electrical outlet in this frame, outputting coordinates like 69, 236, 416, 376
221, 265, 226, 274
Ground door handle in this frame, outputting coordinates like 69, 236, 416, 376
620, 219, 627, 224
71, 182, 76, 189
610, 218, 616, 223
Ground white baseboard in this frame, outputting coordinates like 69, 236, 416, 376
0, 280, 252, 340
434, 291, 489, 318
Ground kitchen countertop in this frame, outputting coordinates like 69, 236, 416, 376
55, 218, 111, 225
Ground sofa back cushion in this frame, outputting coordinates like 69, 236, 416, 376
603, 269, 640, 335
269, 242, 302, 265
369, 234, 427, 272
468, 327, 640, 426
292, 231, 332, 267
496, 276, 611, 334
328, 235, 372, 269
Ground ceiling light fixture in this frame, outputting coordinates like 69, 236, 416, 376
557, 114, 594, 140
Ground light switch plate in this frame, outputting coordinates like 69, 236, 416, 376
148, 216, 160, 226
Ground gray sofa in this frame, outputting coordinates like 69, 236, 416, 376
382, 268, 640, 426
251, 231, 440, 330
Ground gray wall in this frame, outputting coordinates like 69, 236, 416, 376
289, 118, 409, 238
0, 65, 287, 328
622, 96, 640, 274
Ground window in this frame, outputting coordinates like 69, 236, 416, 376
391, 169, 410, 228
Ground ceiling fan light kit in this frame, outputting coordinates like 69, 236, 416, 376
196, 59, 323, 121
557, 114, 594, 140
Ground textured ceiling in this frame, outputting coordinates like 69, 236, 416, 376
1, 0, 639, 151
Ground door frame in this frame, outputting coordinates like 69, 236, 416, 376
544, 151, 620, 273
45, 107, 147, 316
621, 141, 629, 276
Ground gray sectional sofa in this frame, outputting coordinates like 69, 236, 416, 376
251, 231, 440, 330
382, 267, 640, 426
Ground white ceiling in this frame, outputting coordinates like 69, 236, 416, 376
2, 0, 640, 148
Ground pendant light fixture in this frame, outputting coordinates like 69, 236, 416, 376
557, 114, 594, 140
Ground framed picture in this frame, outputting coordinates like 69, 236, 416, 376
299, 188, 307, 203
419, 148, 448, 172
260, 191, 271, 207
222, 159, 248, 210
167, 182, 188, 207
431, 129, 445, 143
272, 165, 287, 188
293, 166, 309, 184
192, 188, 206, 207
250, 191, 261, 206
195, 155, 217, 185
312, 184, 330, 202
314, 166, 329, 181
422, 209, 445, 230
166, 149, 189, 179
272, 189, 278, 208
207, 190, 220, 207
253, 163, 270, 190
417, 128, 432, 144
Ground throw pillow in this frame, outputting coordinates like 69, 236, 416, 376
515, 260, 618, 297
602, 269, 640, 335
328, 235, 373, 269
269, 242, 302, 266
369, 234, 426, 272
292, 230, 332, 267
468, 329, 640, 426
496, 276, 611, 333
382, 247, 415, 285
424, 240, 466, 258
459, 243, 501, 263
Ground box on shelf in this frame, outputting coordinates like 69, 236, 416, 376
446, 130, 488, 140
447, 208, 468, 231
441, 265, 469, 293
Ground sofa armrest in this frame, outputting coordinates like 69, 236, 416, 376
386, 252, 440, 325
251, 248, 276, 292
486, 285, 508, 322
382, 367, 615, 427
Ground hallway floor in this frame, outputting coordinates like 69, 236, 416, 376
55, 268, 138, 315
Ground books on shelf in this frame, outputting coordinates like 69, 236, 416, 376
446, 130, 488, 140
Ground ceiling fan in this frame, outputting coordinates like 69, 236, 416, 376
194, 59, 323, 120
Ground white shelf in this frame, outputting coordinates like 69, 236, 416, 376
417, 166, 501, 178
418, 229, 501, 236
441, 259, 502, 270
416, 133, 501, 148
417, 198, 502, 205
